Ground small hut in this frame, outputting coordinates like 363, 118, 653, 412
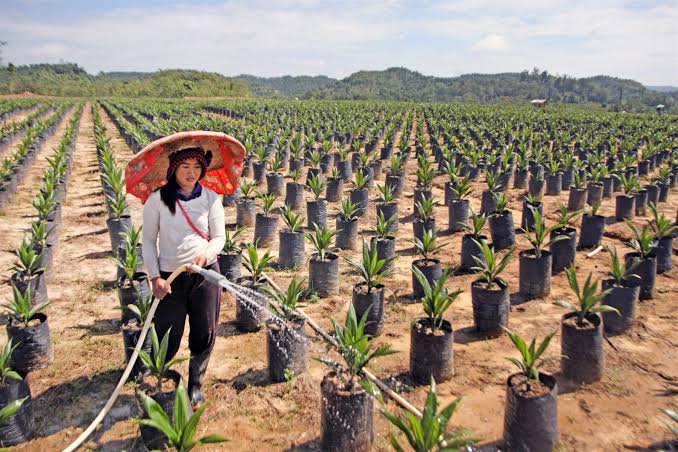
530, 99, 547, 108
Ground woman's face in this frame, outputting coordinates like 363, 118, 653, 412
175, 157, 202, 189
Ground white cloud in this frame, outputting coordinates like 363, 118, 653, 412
0, 0, 676, 85
472, 34, 508, 51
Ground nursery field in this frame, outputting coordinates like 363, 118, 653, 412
0, 97, 677, 451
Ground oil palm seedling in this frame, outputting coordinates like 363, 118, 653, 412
252, 144, 268, 184
376, 183, 398, 232
278, 205, 305, 269
443, 158, 461, 205
414, 155, 435, 207
382, 377, 478, 452
218, 228, 243, 282
412, 228, 444, 299
470, 240, 513, 337
579, 201, 605, 248
116, 238, 150, 322
528, 159, 546, 198
602, 247, 641, 334
32, 191, 55, 223
336, 198, 360, 250
448, 176, 472, 232
121, 292, 154, 381
550, 203, 580, 273
237, 243, 273, 332
356, 152, 374, 187
253, 191, 279, 247
624, 221, 657, 300
306, 225, 339, 297
503, 328, 559, 452
371, 211, 397, 271
350, 168, 370, 216
659, 409, 678, 440
520, 192, 543, 232
326, 167, 344, 202
545, 159, 562, 195
318, 304, 395, 451
410, 267, 461, 383
555, 266, 617, 384
235, 178, 257, 227
481, 170, 501, 214
335, 147, 353, 181
30, 220, 52, 278
514, 149, 530, 189
306, 173, 327, 229
459, 210, 488, 272
413, 196, 437, 241
288, 137, 304, 173
615, 173, 639, 220
560, 152, 576, 190
586, 166, 605, 205
265, 276, 309, 382
519, 207, 567, 300
10, 237, 47, 305
386, 153, 405, 197
649, 203, 676, 273
284, 168, 305, 210
138, 380, 226, 451
3, 285, 53, 376
137, 326, 187, 393
104, 189, 132, 255
307, 148, 323, 182
347, 241, 394, 336
266, 153, 285, 196
488, 192, 515, 250
568, 165, 588, 211
0, 339, 33, 445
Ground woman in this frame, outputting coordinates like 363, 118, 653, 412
142, 147, 225, 407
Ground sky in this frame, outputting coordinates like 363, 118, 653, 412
1, 0, 677, 86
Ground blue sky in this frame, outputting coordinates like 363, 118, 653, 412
1, 0, 677, 85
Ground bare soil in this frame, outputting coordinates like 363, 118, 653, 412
508, 374, 553, 398
0, 105, 676, 451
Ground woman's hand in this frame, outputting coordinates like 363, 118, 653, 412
152, 277, 172, 300
190, 254, 207, 271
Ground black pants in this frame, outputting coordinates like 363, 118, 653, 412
157, 262, 221, 360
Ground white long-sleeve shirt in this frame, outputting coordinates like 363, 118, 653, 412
142, 187, 225, 279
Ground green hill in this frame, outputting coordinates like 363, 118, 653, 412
233, 74, 336, 98
1, 63, 675, 111
0, 64, 250, 97
307, 67, 677, 112
647, 85, 678, 93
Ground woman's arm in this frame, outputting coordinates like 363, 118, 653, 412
141, 193, 162, 280
203, 195, 226, 264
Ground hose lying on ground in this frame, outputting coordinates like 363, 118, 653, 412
63, 264, 421, 451
63, 264, 191, 452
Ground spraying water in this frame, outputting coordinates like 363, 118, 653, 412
64, 264, 421, 452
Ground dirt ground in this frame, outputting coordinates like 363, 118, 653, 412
0, 102, 676, 451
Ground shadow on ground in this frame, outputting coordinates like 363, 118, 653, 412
32, 368, 138, 439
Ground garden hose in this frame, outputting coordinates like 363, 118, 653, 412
63, 263, 192, 452
63, 263, 422, 451
259, 272, 423, 418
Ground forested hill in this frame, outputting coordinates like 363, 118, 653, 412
301, 67, 676, 111
234, 74, 336, 98
0, 63, 250, 97
1, 63, 675, 112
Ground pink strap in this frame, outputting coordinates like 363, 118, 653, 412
176, 201, 210, 240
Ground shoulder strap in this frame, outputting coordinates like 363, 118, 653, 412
176, 200, 209, 241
